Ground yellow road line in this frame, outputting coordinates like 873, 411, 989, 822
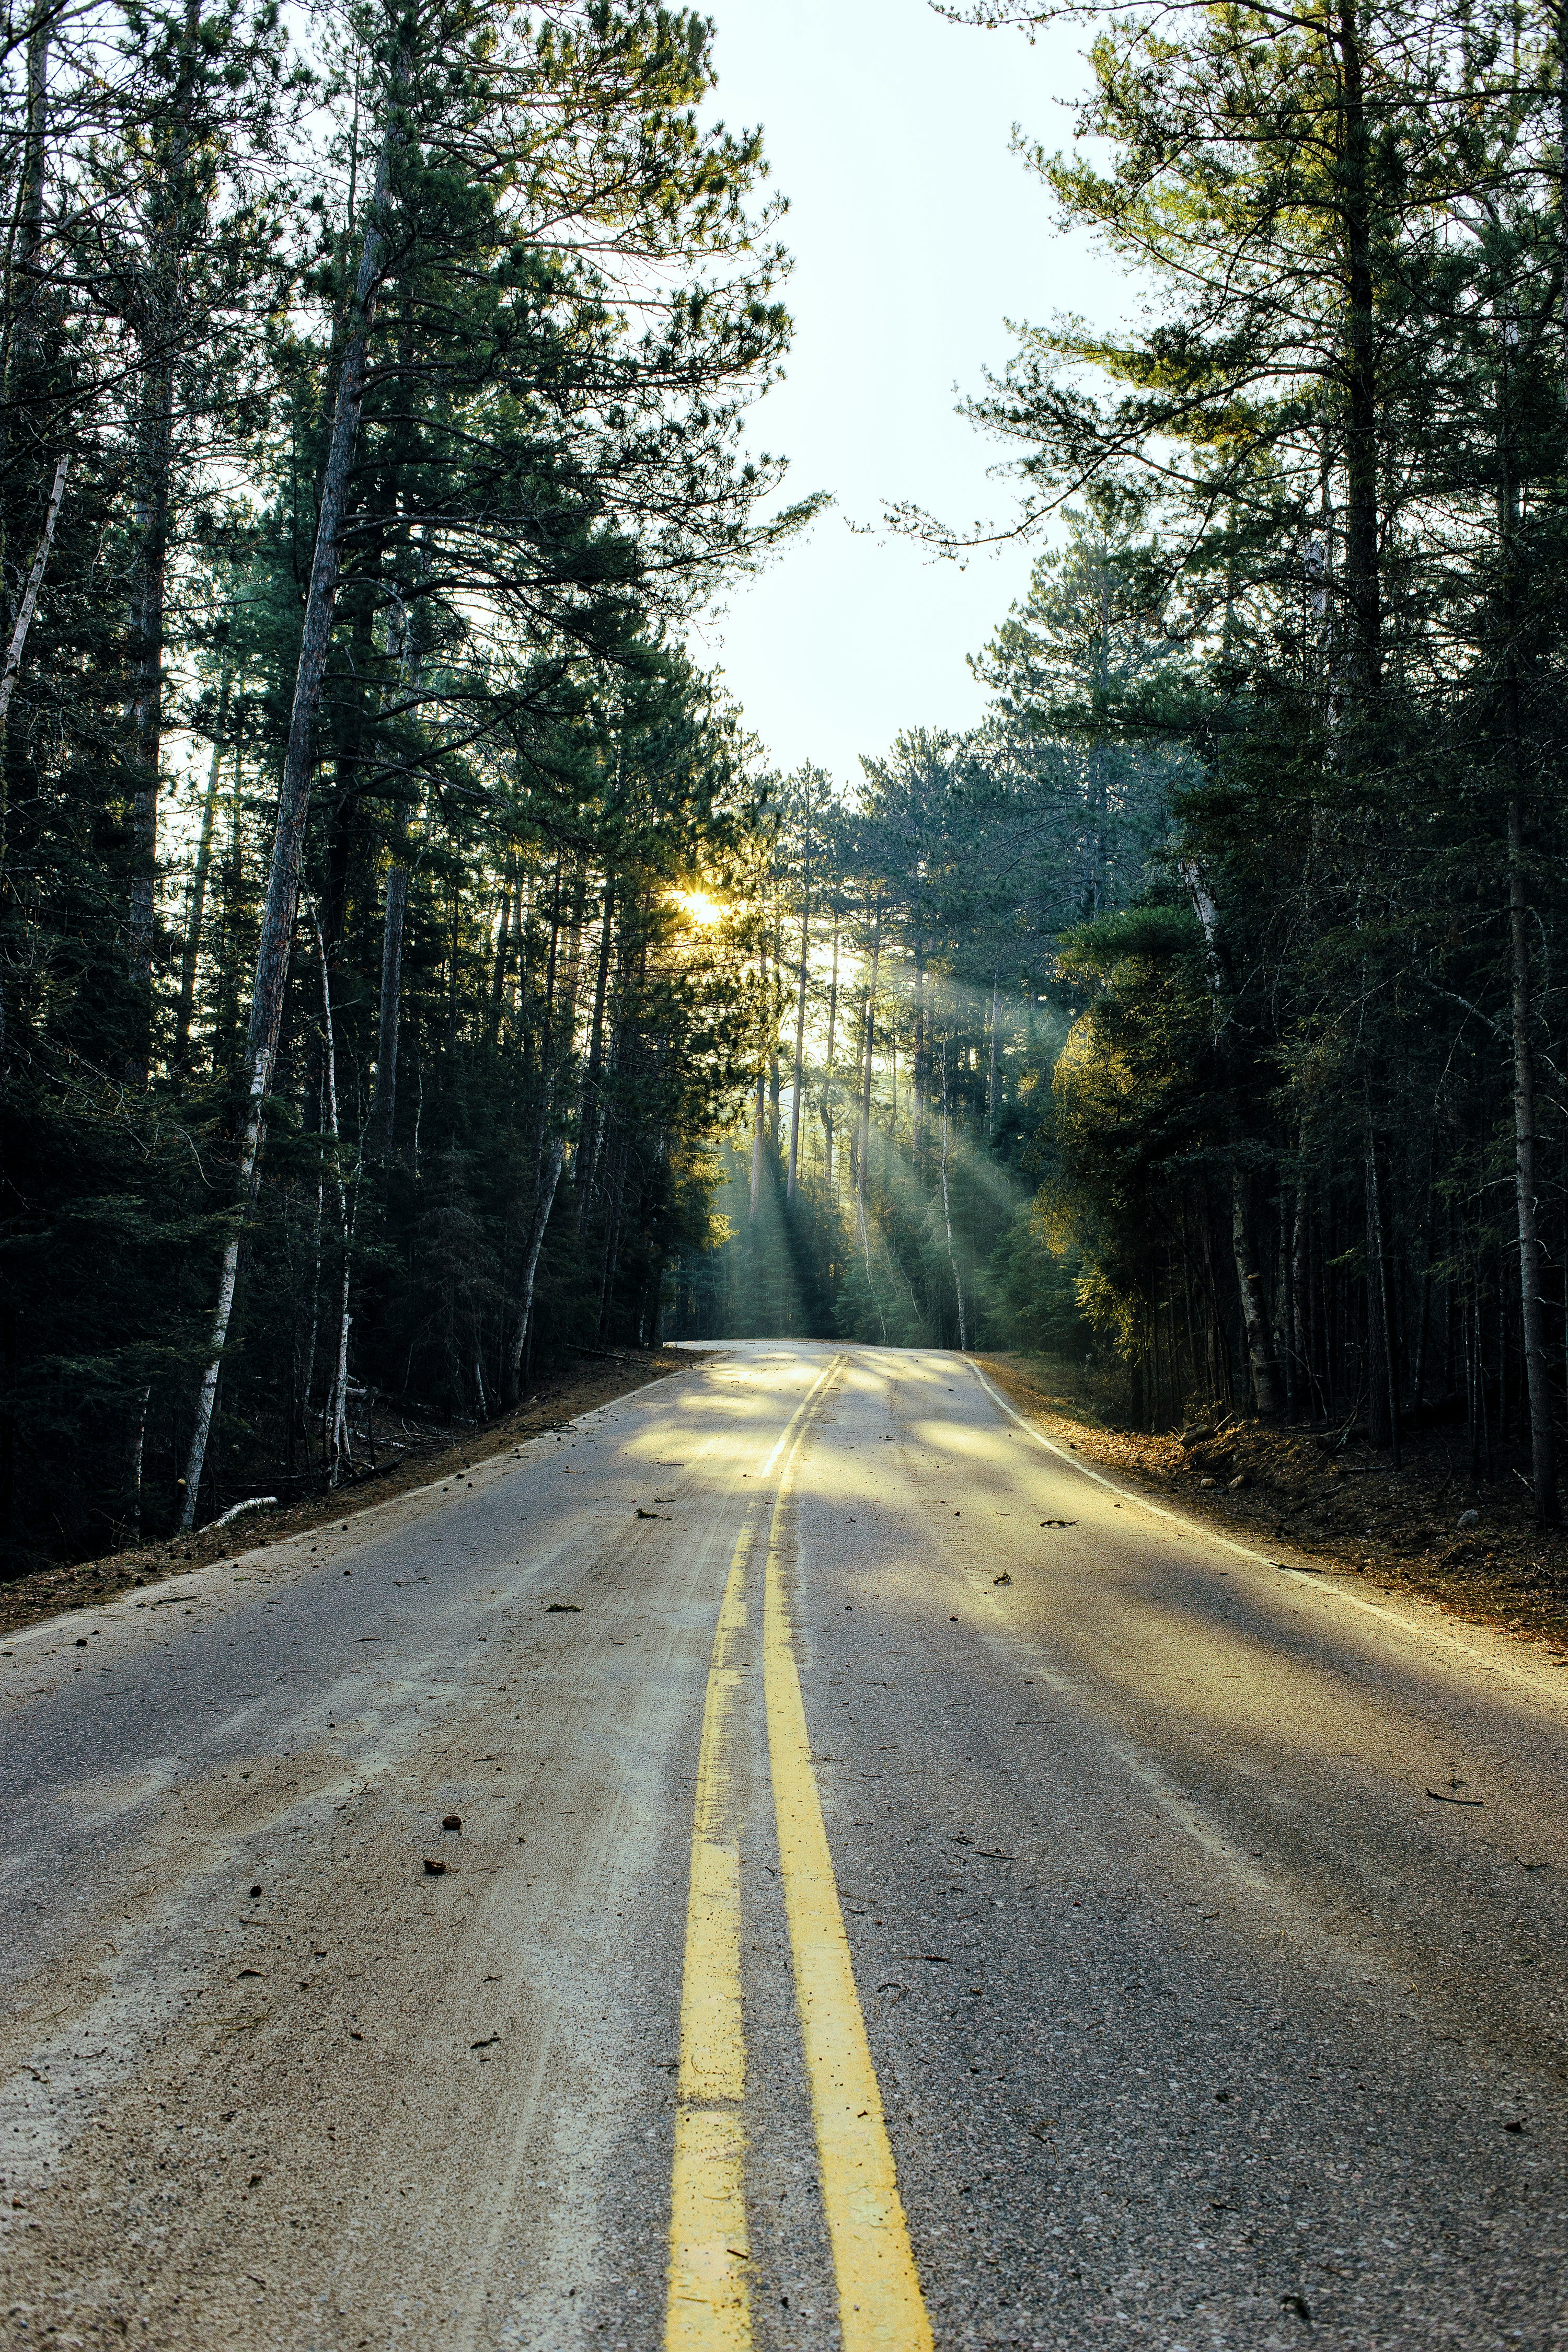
666, 1518, 754, 2349
764, 1363, 935, 2352
666, 1357, 845, 2351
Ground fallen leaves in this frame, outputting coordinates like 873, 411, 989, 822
546, 1601, 581, 1613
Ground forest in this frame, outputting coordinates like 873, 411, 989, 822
1, 0, 1564, 1578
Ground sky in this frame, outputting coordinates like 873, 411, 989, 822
693, 0, 1115, 793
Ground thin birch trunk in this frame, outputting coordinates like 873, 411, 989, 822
180, 119, 398, 1530
0, 446, 65, 1057
0, 451, 65, 734
507, 1135, 566, 1394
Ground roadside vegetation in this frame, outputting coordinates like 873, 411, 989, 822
681, 0, 1568, 1574
3, 0, 1564, 1592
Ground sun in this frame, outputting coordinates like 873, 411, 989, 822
668, 888, 727, 927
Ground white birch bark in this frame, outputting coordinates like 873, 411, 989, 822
0, 451, 66, 732
180, 117, 398, 1529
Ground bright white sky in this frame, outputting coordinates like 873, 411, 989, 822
694, 0, 1115, 793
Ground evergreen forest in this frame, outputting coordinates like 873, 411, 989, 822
3, 0, 1565, 1579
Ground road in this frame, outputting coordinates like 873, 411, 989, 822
3, 1341, 1567, 2352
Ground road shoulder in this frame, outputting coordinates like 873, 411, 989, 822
979, 1350, 1568, 1667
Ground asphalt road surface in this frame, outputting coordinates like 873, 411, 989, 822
4, 1342, 1567, 2352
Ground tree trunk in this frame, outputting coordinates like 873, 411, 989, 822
126, 348, 174, 1071
0, 452, 65, 736
986, 970, 1000, 1137
314, 915, 353, 1486
939, 1043, 966, 1349
856, 901, 882, 1219
367, 858, 408, 1161
748, 1064, 766, 1221
787, 889, 809, 1200
174, 663, 232, 1067
1336, 0, 1380, 700
1184, 860, 1282, 1412
506, 1135, 566, 1398
579, 870, 615, 1218
821, 912, 839, 1191
179, 119, 398, 1530
1509, 790, 1560, 1523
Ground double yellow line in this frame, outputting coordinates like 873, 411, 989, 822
665, 1358, 932, 2352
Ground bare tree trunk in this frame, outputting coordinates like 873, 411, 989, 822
314, 913, 353, 1486
911, 946, 926, 1162
370, 859, 409, 1160
506, 1135, 566, 1396
126, 1383, 151, 1542
1509, 790, 1560, 1523
986, 970, 1000, 1138
173, 663, 232, 1067
1184, 860, 1283, 1415
579, 870, 615, 1219
126, 351, 174, 1070
939, 1042, 966, 1349
787, 891, 809, 1200
1365, 1122, 1401, 1467
856, 900, 882, 1222
1290, 1159, 1312, 1414
179, 122, 398, 1530
0, 451, 65, 735
748, 1064, 766, 1221
0, 444, 66, 1058
486, 858, 513, 1043
821, 912, 839, 1191
768, 914, 781, 1147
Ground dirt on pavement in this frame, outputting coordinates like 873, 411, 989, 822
0, 1347, 693, 1644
